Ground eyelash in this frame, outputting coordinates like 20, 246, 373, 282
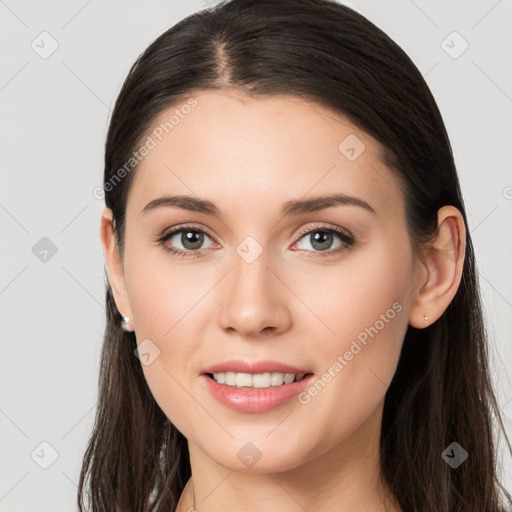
156, 223, 355, 260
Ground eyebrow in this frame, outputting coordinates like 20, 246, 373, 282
141, 193, 377, 218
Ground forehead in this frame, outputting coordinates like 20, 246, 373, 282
127, 90, 404, 222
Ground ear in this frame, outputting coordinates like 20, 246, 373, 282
408, 205, 466, 328
99, 207, 133, 326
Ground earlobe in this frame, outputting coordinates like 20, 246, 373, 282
408, 206, 466, 329
99, 207, 132, 321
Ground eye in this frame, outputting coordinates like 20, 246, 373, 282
292, 224, 355, 257
156, 224, 216, 258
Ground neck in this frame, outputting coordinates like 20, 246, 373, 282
176, 401, 401, 512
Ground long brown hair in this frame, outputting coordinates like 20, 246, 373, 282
78, 0, 512, 510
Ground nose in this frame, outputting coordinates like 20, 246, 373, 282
218, 247, 291, 338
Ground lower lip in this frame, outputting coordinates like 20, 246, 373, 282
200, 373, 315, 413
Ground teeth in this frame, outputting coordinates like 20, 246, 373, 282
211, 372, 307, 388
283, 373, 295, 384
236, 373, 252, 387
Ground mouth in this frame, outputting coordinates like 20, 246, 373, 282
200, 369, 316, 413
204, 371, 314, 389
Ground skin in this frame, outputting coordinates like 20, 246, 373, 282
100, 90, 466, 512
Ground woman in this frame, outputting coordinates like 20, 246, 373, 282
78, 0, 512, 510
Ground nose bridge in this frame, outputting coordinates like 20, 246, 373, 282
233, 241, 271, 299
219, 235, 288, 334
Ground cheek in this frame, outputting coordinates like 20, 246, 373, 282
292, 246, 411, 442
124, 241, 201, 340
122, 245, 211, 432
290, 241, 411, 352
293, 245, 410, 382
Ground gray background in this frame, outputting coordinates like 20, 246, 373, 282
1, 0, 511, 510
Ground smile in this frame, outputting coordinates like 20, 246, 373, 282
209, 371, 309, 388
201, 372, 315, 413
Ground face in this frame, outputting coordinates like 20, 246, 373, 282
106, 90, 420, 473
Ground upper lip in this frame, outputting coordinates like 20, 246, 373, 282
202, 359, 313, 375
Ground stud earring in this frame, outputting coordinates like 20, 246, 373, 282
424, 315, 429, 324
121, 315, 132, 332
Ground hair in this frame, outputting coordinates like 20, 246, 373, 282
77, 0, 512, 510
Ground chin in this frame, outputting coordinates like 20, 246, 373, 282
202, 440, 313, 474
